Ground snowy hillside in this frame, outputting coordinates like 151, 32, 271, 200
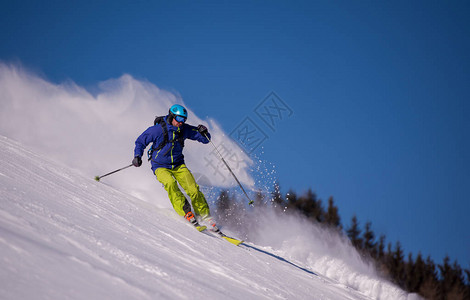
0, 136, 414, 299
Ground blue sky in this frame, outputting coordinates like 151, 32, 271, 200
1, 1, 469, 267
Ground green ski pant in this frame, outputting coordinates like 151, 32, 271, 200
155, 164, 210, 217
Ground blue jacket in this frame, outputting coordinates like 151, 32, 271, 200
134, 115, 210, 171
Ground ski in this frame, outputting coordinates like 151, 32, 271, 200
210, 229, 244, 246
220, 234, 244, 246
195, 225, 207, 232
190, 214, 244, 246
190, 223, 243, 245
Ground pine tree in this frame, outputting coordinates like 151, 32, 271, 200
390, 241, 405, 287
383, 242, 394, 278
419, 256, 439, 299
439, 256, 467, 299
377, 234, 386, 262
285, 189, 297, 213
305, 189, 324, 223
464, 268, 470, 300
362, 221, 376, 258
447, 260, 467, 300
404, 253, 416, 292
291, 189, 323, 223
324, 196, 341, 229
439, 256, 452, 297
346, 215, 363, 250
408, 252, 426, 293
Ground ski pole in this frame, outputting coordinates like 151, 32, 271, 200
94, 164, 133, 182
204, 133, 254, 206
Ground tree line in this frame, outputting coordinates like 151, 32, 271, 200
213, 182, 470, 300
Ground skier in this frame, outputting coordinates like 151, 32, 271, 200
132, 104, 219, 232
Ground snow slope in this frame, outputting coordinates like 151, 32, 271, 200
0, 136, 416, 300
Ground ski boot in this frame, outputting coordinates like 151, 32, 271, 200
201, 216, 222, 236
185, 212, 206, 232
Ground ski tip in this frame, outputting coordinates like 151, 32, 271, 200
248, 200, 254, 206
94, 176, 100, 182
222, 236, 244, 246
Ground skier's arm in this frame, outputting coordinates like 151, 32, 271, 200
184, 124, 210, 144
134, 126, 161, 157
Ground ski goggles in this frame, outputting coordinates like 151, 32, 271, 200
174, 115, 187, 123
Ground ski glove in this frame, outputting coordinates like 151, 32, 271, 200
132, 156, 142, 167
197, 124, 208, 136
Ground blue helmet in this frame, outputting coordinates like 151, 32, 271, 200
169, 104, 188, 119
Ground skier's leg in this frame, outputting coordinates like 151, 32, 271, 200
155, 168, 191, 217
173, 165, 221, 233
173, 164, 210, 217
